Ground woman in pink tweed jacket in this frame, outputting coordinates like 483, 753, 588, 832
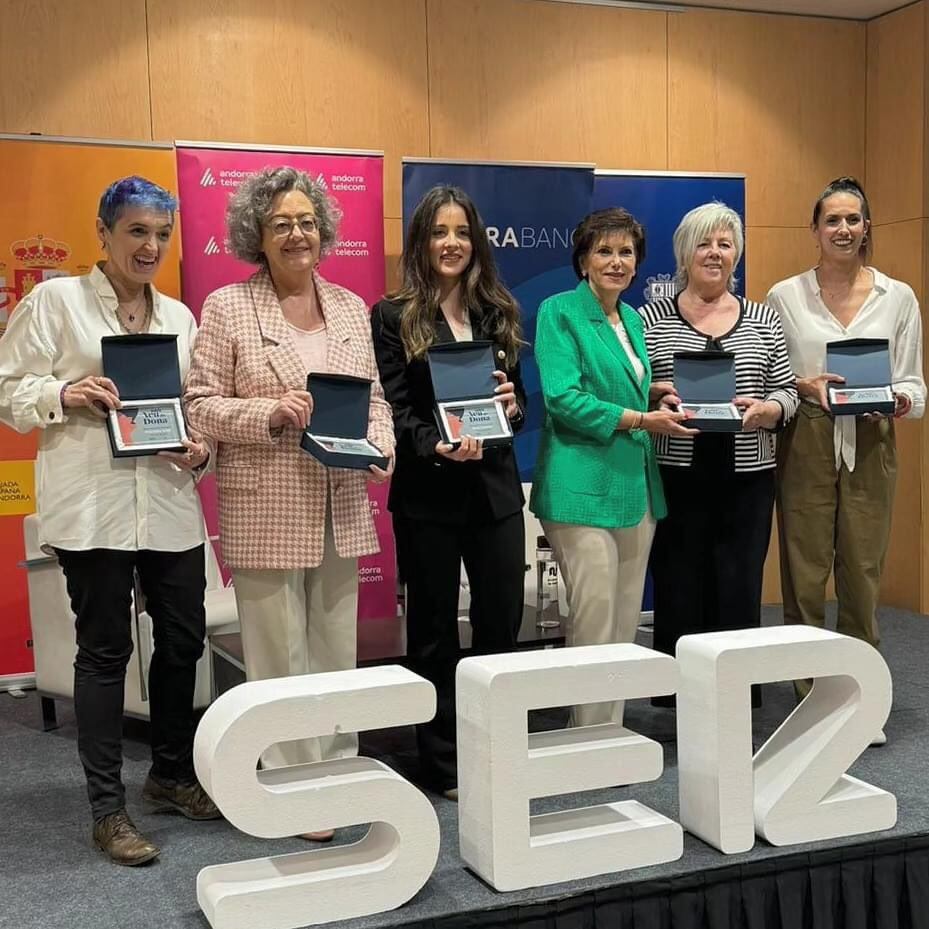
184, 169, 394, 839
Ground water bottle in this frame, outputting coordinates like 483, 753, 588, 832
535, 535, 560, 628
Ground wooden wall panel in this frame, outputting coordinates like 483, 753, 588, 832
871, 219, 925, 610
922, 217, 929, 613
925, 1, 929, 221
426, 0, 668, 170
0, 0, 152, 139
384, 216, 403, 293
745, 226, 819, 304
146, 0, 430, 217
866, 2, 926, 225
669, 10, 866, 228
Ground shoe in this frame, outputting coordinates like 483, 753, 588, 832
871, 729, 887, 747
93, 810, 160, 866
142, 774, 222, 820
300, 830, 335, 842
442, 787, 459, 802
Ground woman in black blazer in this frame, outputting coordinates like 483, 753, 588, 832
371, 185, 526, 798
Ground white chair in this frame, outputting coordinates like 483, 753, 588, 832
21, 513, 239, 730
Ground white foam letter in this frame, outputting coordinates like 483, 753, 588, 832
456, 644, 683, 891
677, 626, 895, 853
194, 666, 439, 929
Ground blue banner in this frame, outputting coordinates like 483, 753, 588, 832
402, 160, 595, 480
401, 163, 746, 481
593, 171, 746, 305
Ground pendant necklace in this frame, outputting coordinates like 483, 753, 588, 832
118, 291, 150, 333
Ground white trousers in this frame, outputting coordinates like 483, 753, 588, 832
542, 513, 655, 727
232, 521, 359, 769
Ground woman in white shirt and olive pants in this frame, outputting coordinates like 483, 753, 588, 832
767, 177, 926, 714
0, 178, 219, 866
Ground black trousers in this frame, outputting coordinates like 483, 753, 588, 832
55, 545, 206, 821
651, 438, 775, 669
399, 510, 524, 791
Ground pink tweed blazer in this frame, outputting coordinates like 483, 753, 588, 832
184, 268, 395, 570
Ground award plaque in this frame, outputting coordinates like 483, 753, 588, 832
108, 399, 187, 455
300, 373, 389, 470
101, 334, 188, 458
673, 350, 743, 433
427, 340, 514, 449
826, 338, 895, 416
312, 436, 386, 457
436, 397, 513, 445
828, 385, 894, 408
680, 402, 741, 423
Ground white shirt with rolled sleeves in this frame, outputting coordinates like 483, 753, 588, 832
0, 264, 206, 552
766, 268, 926, 472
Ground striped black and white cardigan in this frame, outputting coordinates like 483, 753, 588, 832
637, 295, 798, 472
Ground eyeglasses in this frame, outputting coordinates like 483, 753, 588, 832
265, 216, 319, 238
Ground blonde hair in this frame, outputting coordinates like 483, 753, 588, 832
673, 202, 744, 292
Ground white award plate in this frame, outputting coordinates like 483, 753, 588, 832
436, 397, 512, 445
680, 402, 742, 422
311, 435, 383, 456
107, 397, 188, 456
828, 385, 894, 407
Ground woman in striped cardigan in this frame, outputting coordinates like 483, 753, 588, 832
639, 203, 798, 685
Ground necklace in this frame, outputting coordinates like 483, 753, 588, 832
117, 291, 151, 333
443, 307, 472, 341
816, 267, 861, 300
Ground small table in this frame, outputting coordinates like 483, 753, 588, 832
209, 603, 565, 699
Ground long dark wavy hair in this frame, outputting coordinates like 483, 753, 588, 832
391, 185, 523, 366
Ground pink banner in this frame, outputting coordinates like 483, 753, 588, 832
176, 145, 396, 621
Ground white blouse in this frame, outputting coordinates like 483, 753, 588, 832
766, 268, 926, 472
613, 319, 646, 383
0, 264, 206, 552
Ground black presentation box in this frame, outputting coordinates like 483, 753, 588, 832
826, 338, 895, 416
300, 373, 389, 470
673, 350, 743, 433
101, 334, 187, 458
427, 340, 513, 448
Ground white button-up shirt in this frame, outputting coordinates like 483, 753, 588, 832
766, 268, 926, 471
0, 264, 205, 552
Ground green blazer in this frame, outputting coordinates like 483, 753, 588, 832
529, 280, 666, 528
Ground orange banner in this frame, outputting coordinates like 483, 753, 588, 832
0, 135, 180, 678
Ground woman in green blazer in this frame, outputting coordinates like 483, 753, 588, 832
530, 208, 694, 728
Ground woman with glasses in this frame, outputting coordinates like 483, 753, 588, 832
185, 167, 395, 840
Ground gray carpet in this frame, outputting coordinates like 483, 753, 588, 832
2, 606, 928, 929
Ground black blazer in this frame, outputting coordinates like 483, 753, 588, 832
370, 298, 526, 524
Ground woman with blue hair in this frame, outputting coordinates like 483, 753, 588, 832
0, 176, 219, 866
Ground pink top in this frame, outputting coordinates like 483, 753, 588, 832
288, 322, 328, 374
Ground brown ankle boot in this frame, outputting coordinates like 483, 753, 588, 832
93, 810, 160, 866
142, 775, 222, 820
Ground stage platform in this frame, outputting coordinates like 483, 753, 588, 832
3, 605, 928, 929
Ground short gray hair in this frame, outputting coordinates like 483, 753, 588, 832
672, 202, 744, 292
226, 166, 342, 265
